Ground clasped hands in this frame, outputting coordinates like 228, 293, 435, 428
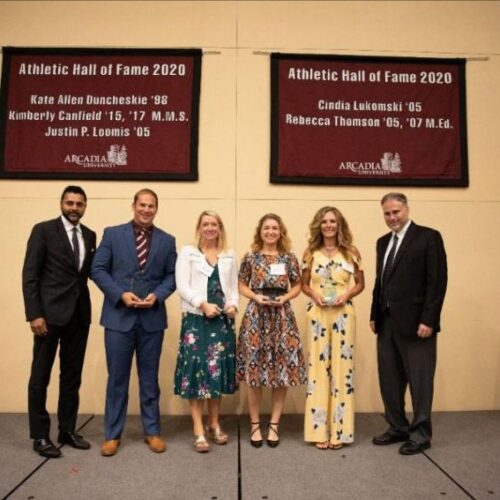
253, 294, 287, 307
311, 291, 349, 308
201, 302, 237, 318
121, 292, 157, 309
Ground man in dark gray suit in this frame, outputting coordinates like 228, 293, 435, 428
22, 186, 96, 458
370, 192, 447, 455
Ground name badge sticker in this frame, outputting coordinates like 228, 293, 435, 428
200, 259, 215, 277
270, 263, 286, 275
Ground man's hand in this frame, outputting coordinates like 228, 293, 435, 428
30, 317, 48, 336
417, 323, 433, 338
121, 292, 143, 308
139, 293, 157, 309
369, 321, 377, 334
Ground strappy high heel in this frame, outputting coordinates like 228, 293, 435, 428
250, 421, 263, 448
267, 422, 280, 448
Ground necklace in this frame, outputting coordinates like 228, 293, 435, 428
322, 244, 338, 257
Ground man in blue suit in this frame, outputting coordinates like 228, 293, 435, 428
91, 189, 176, 457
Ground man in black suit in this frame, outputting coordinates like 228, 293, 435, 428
370, 192, 447, 455
22, 186, 96, 458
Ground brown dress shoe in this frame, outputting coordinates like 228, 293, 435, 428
101, 439, 120, 457
144, 435, 166, 453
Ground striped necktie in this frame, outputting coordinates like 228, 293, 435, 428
136, 229, 148, 270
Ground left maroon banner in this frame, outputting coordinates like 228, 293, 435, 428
0, 47, 202, 180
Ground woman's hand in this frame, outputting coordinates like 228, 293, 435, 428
311, 291, 326, 307
224, 305, 237, 318
253, 294, 269, 306
332, 293, 349, 307
201, 302, 222, 318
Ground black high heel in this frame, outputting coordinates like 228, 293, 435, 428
250, 421, 263, 448
267, 422, 280, 448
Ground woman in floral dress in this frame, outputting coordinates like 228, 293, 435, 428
174, 211, 239, 452
302, 206, 364, 450
236, 213, 306, 448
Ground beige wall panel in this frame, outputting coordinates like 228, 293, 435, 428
237, 1, 500, 54
0, 1, 237, 47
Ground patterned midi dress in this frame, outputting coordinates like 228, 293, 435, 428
174, 264, 237, 399
236, 252, 307, 388
303, 250, 362, 446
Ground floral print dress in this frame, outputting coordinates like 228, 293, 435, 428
174, 264, 236, 399
303, 250, 362, 446
236, 252, 306, 388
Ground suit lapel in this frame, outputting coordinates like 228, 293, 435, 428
144, 227, 160, 272
124, 223, 140, 270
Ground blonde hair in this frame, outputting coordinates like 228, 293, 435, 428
195, 210, 227, 252
251, 213, 292, 253
304, 206, 355, 267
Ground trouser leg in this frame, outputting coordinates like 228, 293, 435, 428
396, 333, 436, 443
104, 328, 135, 440
28, 327, 60, 439
136, 328, 164, 436
376, 312, 409, 436
58, 309, 90, 433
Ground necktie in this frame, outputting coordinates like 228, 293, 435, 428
72, 227, 80, 269
136, 229, 148, 270
380, 234, 398, 307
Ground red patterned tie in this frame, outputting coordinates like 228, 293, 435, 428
136, 229, 148, 270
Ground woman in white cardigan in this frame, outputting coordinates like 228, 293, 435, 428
174, 210, 239, 452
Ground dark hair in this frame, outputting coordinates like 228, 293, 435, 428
133, 188, 158, 207
381, 192, 408, 205
61, 185, 87, 202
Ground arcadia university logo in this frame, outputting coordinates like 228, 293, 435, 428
64, 144, 128, 168
339, 152, 402, 176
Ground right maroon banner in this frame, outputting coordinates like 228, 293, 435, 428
271, 53, 468, 186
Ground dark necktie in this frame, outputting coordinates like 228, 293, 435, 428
380, 234, 398, 307
136, 229, 148, 270
72, 227, 80, 269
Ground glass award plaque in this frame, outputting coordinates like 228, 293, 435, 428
130, 272, 151, 300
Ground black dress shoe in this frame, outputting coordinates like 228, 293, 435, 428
58, 431, 91, 450
372, 431, 409, 446
33, 438, 61, 458
250, 422, 263, 448
266, 422, 280, 448
399, 440, 431, 455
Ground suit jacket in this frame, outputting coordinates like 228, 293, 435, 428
22, 217, 97, 326
91, 222, 176, 333
370, 222, 447, 336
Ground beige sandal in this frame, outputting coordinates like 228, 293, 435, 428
329, 442, 344, 450
194, 434, 210, 453
315, 441, 329, 450
206, 426, 228, 445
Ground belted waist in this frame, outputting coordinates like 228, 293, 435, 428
254, 287, 287, 299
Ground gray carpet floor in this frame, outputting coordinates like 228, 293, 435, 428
1, 412, 499, 499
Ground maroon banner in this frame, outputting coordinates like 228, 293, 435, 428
0, 47, 201, 180
271, 53, 468, 186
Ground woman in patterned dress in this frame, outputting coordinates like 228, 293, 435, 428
302, 206, 364, 450
236, 213, 306, 448
174, 211, 239, 452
